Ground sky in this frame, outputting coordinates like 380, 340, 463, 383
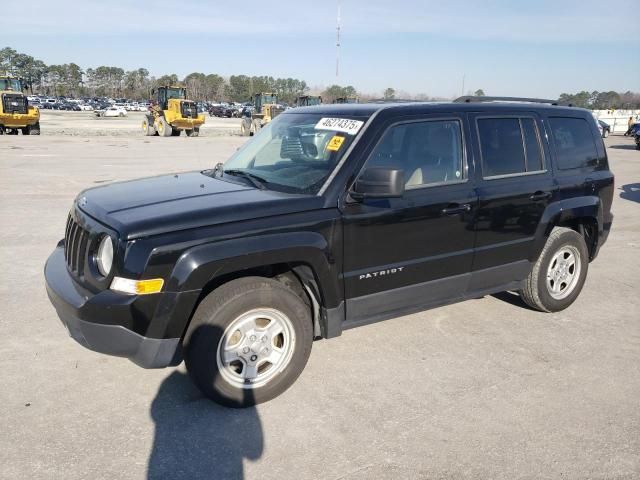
4, 0, 640, 98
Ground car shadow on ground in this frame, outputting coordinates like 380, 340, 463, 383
608, 143, 638, 150
619, 183, 640, 203
147, 369, 263, 479
490, 290, 538, 311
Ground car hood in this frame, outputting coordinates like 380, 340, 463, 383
76, 171, 323, 239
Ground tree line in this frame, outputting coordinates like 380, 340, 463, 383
0, 47, 344, 104
559, 90, 640, 109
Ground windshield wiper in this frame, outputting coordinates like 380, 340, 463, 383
223, 169, 268, 190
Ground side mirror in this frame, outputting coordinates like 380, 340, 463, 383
350, 167, 404, 200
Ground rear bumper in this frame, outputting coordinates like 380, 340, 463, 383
593, 212, 613, 260
44, 245, 182, 368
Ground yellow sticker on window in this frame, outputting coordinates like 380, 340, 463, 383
327, 135, 345, 151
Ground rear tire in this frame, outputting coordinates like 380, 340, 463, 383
29, 123, 41, 135
184, 277, 313, 408
519, 227, 589, 312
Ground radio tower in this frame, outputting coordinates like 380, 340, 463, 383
336, 2, 341, 78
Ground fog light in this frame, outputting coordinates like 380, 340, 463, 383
110, 277, 164, 295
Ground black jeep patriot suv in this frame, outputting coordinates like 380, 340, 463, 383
45, 97, 614, 407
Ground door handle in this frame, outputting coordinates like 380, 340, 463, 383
530, 191, 552, 202
441, 203, 472, 215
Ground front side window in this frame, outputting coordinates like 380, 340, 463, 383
365, 119, 464, 187
478, 117, 545, 178
548, 117, 599, 170
215, 113, 365, 194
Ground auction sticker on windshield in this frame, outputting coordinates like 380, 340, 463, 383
315, 118, 364, 135
326, 135, 346, 151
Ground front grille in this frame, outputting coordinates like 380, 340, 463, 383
181, 101, 198, 119
64, 214, 90, 276
2, 94, 28, 114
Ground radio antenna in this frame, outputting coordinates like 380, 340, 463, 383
336, 1, 341, 77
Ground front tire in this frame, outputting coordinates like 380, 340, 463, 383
184, 277, 313, 408
157, 117, 172, 137
519, 227, 589, 312
142, 117, 155, 136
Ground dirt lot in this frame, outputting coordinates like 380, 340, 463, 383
36, 109, 242, 136
0, 123, 639, 479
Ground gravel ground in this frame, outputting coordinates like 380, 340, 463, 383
0, 128, 639, 480
34, 110, 242, 137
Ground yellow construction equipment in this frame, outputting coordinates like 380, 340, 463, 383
142, 86, 205, 137
0, 76, 40, 135
334, 97, 358, 104
296, 95, 322, 107
240, 92, 284, 136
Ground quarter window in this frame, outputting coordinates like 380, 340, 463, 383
548, 117, 599, 170
365, 120, 464, 187
478, 117, 545, 178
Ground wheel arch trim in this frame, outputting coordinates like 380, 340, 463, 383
531, 196, 603, 262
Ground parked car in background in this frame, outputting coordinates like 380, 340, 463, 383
598, 120, 610, 138
633, 124, 640, 150
95, 106, 127, 117
209, 105, 226, 117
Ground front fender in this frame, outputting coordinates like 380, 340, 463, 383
530, 196, 602, 262
166, 231, 342, 309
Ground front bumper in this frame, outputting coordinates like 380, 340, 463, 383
44, 245, 182, 368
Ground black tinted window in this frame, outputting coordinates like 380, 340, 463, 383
549, 117, 598, 170
521, 118, 544, 171
478, 118, 526, 176
366, 120, 464, 187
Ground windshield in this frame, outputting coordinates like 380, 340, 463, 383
218, 113, 366, 194
166, 88, 185, 100
0, 78, 22, 91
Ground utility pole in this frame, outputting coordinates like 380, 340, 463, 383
336, 1, 341, 78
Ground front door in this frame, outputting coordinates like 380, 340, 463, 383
341, 115, 478, 326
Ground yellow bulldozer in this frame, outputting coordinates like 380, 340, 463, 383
296, 95, 322, 107
240, 92, 285, 136
142, 85, 205, 137
0, 76, 40, 135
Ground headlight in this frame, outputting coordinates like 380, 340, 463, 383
96, 235, 114, 277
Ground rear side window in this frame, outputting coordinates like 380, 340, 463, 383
548, 117, 598, 170
477, 117, 545, 177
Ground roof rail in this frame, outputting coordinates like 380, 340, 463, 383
366, 98, 425, 104
454, 96, 570, 106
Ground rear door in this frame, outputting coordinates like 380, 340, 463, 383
468, 112, 557, 292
